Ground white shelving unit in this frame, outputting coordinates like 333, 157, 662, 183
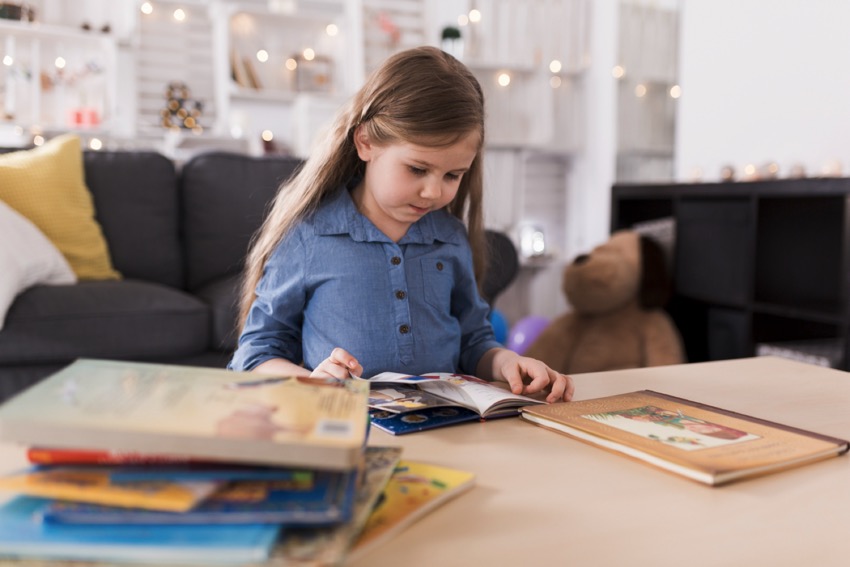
0, 18, 117, 145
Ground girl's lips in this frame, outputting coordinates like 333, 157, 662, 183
409, 205, 430, 215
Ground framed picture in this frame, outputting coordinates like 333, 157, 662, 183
294, 55, 333, 93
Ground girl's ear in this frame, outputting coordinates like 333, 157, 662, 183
352, 125, 372, 162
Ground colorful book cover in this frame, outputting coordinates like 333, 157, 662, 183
0, 359, 371, 470
0, 496, 281, 565
269, 445, 402, 566
348, 460, 476, 560
368, 405, 482, 435
42, 467, 356, 526
27, 447, 203, 465
520, 390, 850, 486
0, 467, 219, 512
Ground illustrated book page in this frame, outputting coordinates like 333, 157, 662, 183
520, 390, 850, 486
0, 359, 370, 470
365, 372, 544, 418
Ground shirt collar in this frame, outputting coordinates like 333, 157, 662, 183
312, 185, 464, 246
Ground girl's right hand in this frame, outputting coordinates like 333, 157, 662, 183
310, 347, 363, 379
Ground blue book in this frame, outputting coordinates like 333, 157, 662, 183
368, 406, 483, 435
0, 496, 280, 565
42, 467, 357, 526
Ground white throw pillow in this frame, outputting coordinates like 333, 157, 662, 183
0, 199, 77, 331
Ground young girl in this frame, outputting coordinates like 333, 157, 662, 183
229, 46, 574, 403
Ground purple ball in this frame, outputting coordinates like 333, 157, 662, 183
506, 316, 550, 355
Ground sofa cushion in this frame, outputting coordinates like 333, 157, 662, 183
0, 134, 120, 280
194, 274, 241, 352
0, 200, 77, 331
180, 152, 302, 291
83, 150, 184, 289
0, 280, 210, 365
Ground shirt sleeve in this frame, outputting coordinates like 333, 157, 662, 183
228, 229, 307, 371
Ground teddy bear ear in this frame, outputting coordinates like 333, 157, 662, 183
639, 235, 672, 309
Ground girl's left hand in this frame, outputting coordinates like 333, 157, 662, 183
491, 349, 575, 403
310, 347, 363, 379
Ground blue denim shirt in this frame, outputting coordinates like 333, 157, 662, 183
229, 186, 500, 377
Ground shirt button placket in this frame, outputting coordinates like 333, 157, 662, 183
388, 250, 413, 364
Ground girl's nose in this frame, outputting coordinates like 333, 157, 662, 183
420, 179, 442, 199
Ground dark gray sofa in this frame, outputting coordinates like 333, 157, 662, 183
0, 150, 302, 402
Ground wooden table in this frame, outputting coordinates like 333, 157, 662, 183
0, 356, 847, 567
351, 356, 850, 567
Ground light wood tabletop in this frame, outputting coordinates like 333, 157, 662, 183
350, 356, 850, 567
0, 356, 847, 567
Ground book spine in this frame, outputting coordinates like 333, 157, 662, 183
27, 447, 193, 465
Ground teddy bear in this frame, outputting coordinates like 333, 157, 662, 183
523, 229, 685, 374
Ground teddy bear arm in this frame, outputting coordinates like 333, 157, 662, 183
523, 315, 579, 373
643, 311, 687, 366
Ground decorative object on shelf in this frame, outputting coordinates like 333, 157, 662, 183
788, 163, 807, 179
719, 164, 736, 182
820, 159, 843, 178
160, 82, 203, 132
0, 2, 34, 21
759, 161, 780, 180
441, 26, 463, 60
294, 54, 332, 93
518, 224, 548, 259
376, 11, 401, 47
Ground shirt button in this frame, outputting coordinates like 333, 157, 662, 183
395, 290, 406, 300
391, 256, 401, 265
436, 262, 443, 271
399, 324, 410, 334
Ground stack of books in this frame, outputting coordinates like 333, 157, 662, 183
0, 359, 475, 566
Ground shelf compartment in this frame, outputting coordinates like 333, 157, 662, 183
675, 197, 753, 306
754, 196, 845, 313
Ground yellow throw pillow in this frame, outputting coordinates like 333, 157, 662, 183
0, 134, 120, 280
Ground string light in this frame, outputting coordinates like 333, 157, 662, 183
469, 9, 481, 23
550, 76, 562, 89
497, 72, 510, 87
285, 58, 298, 70
173, 8, 186, 22
261, 130, 274, 142
549, 60, 562, 73
457, 14, 469, 26
326, 24, 338, 36
634, 84, 647, 97
140, 2, 153, 15
612, 65, 625, 79
256, 49, 269, 63
33, 135, 45, 146
54, 57, 66, 69
3, 55, 13, 66
669, 85, 682, 99
89, 138, 103, 150
303, 48, 315, 61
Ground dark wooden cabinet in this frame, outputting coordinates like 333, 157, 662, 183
611, 178, 850, 369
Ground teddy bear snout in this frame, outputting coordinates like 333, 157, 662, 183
573, 254, 590, 265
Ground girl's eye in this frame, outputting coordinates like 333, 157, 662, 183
445, 172, 461, 181
408, 166, 427, 176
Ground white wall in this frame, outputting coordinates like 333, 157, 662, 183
676, 1, 850, 182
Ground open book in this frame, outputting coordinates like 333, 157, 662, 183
362, 372, 545, 435
521, 390, 850, 486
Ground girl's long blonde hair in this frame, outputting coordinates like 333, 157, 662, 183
237, 46, 487, 331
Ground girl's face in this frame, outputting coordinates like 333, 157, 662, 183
353, 128, 480, 242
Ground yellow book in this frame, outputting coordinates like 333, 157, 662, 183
520, 390, 850, 486
0, 468, 219, 512
349, 460, 475, 560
